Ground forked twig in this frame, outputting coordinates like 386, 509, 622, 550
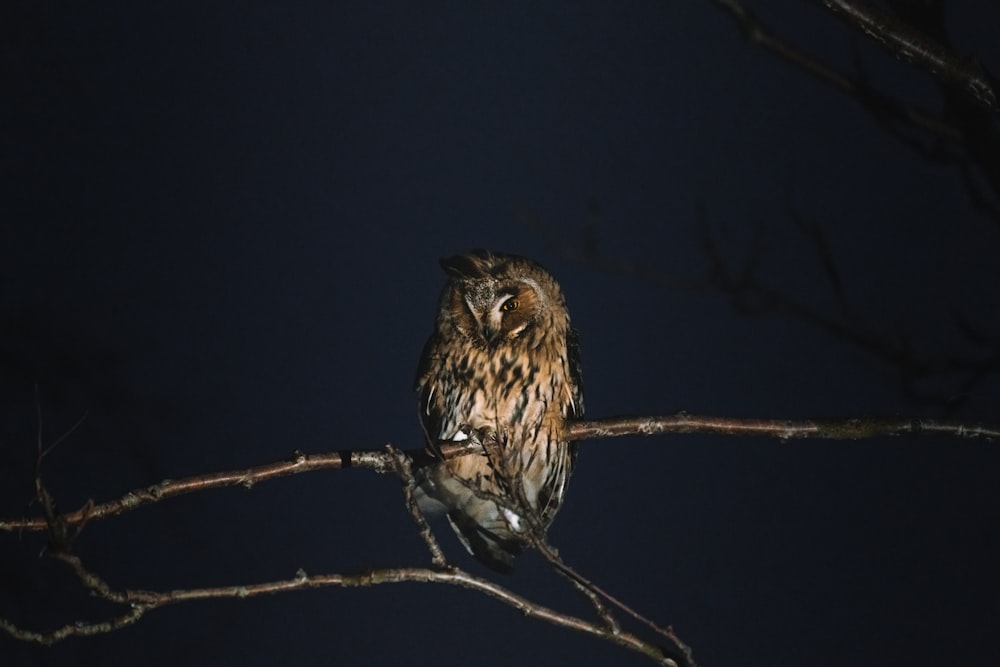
388, 444, 449, 569
533, 537, 696, 667
0, 551, 675, 664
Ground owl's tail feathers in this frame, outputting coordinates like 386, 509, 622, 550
414, 465, 524, 573
446, 511, 522, 574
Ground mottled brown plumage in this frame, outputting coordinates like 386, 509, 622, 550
415, 250, 583, 572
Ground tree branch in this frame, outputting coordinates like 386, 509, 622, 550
818, 0, 1000, 113
568, 414, 1000, 441
3, 414, 994, 534
4, 412, 995, 665
709, 0, 965, 142
0, 552, 677, 665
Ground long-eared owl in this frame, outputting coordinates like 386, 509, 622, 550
415, 250, 584, 572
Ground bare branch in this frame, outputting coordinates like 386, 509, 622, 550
818, 0, 1000, 113
0, 552, 676, 665
709, 0, 964, 142
533, 537, 697, 667
568, 414, 1000, 442
3, 414, 994, 535
712, 0, 1000, 223
2, 449, 394, 533
4, 411, 993, 662
388, 444, 450, 569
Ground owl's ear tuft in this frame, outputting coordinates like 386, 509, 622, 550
439, 249, 493, 279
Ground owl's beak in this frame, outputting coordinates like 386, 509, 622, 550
482, 325, 499, 344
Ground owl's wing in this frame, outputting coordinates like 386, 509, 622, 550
566, 327, 585, 419
414, 333, 445, 455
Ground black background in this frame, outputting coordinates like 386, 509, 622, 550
3, 2, 999, 666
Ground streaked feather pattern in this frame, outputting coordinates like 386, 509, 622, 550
415, 250, 583, 572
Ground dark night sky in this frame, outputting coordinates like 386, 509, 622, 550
3, 2, 1000, 666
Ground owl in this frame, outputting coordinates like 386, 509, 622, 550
414, 250, 584, 572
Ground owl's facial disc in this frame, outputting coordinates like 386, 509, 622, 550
482, 292, 517, 342
452, 277, 541, 345
488, 283, 538, 343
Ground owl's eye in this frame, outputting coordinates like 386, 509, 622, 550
500, 297, 519, 312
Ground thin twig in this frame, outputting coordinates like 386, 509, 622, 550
709, 0, 965, 141
388, 444, 449, 569
0, 553, 675, 664
534, 538, 697, 667
2, 449, 393, 533
711, 0, 1000, 223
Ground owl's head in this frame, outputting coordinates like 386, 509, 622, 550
436, 250, 568, 346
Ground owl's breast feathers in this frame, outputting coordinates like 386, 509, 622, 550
417, 326, 578, 445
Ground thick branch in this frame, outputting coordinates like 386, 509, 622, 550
2, 414, 994, 534
568, 414, 1000, 442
